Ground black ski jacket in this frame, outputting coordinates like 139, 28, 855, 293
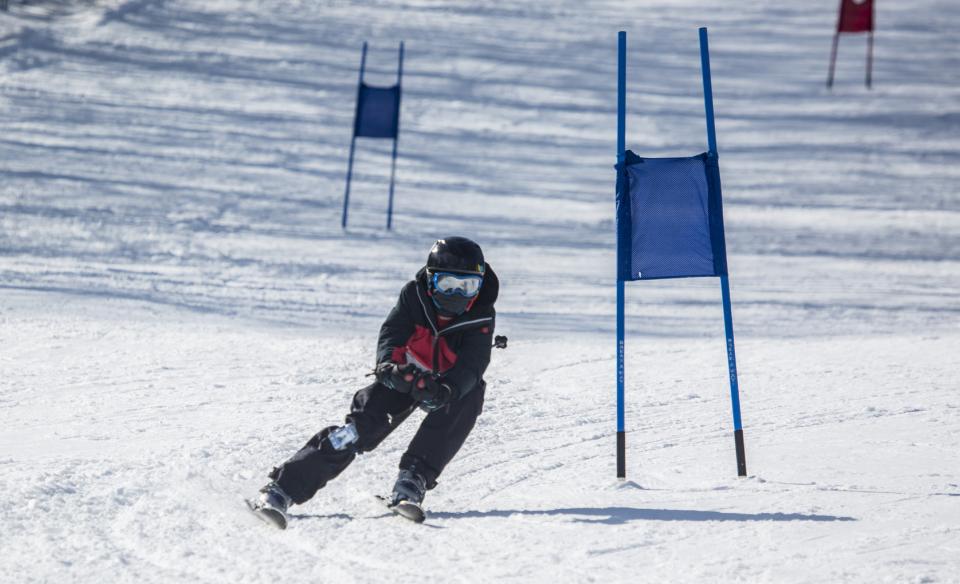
376, 264, 499, 400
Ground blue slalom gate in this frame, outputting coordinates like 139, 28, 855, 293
615, 29, 747, 478
342, 41, 405, 230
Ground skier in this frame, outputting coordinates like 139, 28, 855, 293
250, 236, 499, 527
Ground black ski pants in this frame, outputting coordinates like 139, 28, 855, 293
269, 381, 485, 505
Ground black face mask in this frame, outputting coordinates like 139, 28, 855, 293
431, 292, 473, 317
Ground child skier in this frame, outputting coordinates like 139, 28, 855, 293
250, 236, 499, 527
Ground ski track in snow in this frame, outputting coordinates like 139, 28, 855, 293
1, 0, 959, 582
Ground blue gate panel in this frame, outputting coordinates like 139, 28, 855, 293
355, 84, 400, 138
616, 151, 727, 281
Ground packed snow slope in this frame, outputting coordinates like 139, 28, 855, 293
1, 0, 958, 582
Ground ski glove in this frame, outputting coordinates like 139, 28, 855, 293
411, 374, 453, 412
375, 362, 417, 394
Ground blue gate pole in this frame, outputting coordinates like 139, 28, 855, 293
342, 135, 358, 229
616, 31, 627, 480
342, 42, 368, 229
699, 27, 747, 477
386, 41, 404, 230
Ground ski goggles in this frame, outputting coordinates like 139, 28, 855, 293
431, 272, 483, 297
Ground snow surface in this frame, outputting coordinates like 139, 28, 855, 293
1, 0, 959, 582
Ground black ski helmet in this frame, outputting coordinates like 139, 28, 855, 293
426, 237, 485, 276
425, 237, 485, 316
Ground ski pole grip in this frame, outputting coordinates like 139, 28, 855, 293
493, 335, 508, 349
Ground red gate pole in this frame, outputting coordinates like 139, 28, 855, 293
865, 31, 875, 89
826, 0, 844, 89
826, 32, 840, 89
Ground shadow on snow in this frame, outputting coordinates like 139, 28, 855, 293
428, 506, 856, 524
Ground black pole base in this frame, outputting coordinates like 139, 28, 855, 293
734, 429, 747, 477
617, 431, 626, 479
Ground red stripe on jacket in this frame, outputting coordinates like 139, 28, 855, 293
390, 325, 458, 373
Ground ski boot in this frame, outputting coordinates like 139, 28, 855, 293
387, 468, 427, 523
247, 482, 292, 530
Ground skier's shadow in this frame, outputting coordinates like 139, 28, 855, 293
292, 512, 446, 529
290, 512, 355, 522
427, 507, 856, 525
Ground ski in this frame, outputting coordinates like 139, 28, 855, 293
375, 494, 426, 524
245, 498, 288, 530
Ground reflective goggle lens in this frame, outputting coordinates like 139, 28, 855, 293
432, 272, 483, 297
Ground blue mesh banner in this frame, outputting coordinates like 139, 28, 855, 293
616, 151, 728, 281
355, 84, 400, 138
